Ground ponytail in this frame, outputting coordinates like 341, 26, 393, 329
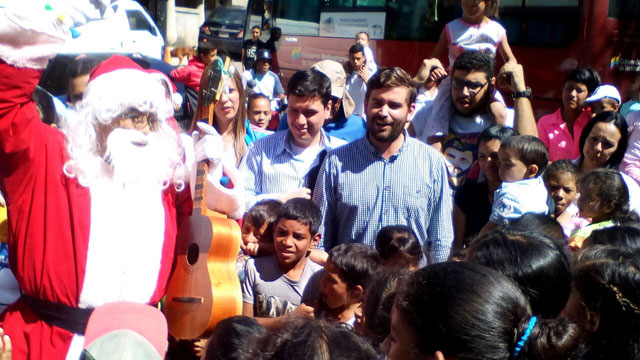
514, 317, 583, 360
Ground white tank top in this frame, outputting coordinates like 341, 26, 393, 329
446, 18, 506, 70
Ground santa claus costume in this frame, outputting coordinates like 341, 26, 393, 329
0, 3, 243, 359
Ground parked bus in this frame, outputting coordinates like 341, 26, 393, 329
243, 0, 640, 116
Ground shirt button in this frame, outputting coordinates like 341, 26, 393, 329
383, 210, 389, 215
384, 185, 391, 190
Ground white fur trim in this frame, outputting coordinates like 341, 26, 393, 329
0, 9, 67, 69
78, 178, 166, 308
65, 335, 85, 360
80, 69, 174, 124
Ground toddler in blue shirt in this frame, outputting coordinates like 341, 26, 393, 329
482, 135, 549, 232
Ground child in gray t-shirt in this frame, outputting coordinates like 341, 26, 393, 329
241, 198, 323, 319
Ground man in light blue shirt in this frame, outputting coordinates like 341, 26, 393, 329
240, 69, 346, 211
313, 67, 454, 263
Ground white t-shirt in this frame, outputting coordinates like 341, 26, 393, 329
346, 72, 367, 119
242, 70, 284, 109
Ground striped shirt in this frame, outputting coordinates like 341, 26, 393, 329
312, 132, 454, 264
240, 129, 346, 210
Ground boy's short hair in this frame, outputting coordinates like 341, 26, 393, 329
478, 125, 518, 145
244, 199, 282, 230
366, 67, 416, 106
251, 25, 261, 31
248, 92, 270, 110
349, 43, 364, 55
286, 69, 332, 107
275, 198, 321, 236
197, 41, 216, 56
500, 135, 549, 175
543, 159, 578, 183
328, 243, 382, 290
452, 51, 495, 81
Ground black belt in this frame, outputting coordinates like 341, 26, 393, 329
22, 295, 94, 335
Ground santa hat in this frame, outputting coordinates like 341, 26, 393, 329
80, 55, 179, 125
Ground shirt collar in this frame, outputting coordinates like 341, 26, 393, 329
281, 128, 331, 155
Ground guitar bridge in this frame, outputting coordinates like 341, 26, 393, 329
172, 296, 204, 303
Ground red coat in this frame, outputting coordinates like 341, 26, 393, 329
170, 57, 206, 91
0, 61, 192, 360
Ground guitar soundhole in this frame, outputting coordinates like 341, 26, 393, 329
187, 243, 199, 266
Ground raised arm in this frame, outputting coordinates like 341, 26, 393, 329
497, 63, 537, 137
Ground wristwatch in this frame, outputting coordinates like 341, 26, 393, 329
513, 87, 532, 99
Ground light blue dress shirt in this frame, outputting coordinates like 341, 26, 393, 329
239, 129, 346, 211
312, 132, 454, 264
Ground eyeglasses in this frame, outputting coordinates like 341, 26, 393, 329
452, 78, 488, 95
116, 111, 151, 130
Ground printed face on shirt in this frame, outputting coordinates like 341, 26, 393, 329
498, 147, 529, 183
249, 96, 272, 129
273, 218, 318, 269
241, 219, 269, 246
443, 139, 476, 189
286, 95, 331, 148
365, 86, 415, 143
562, 81, 589, 111
319, 259, 351, 310
451, 69, 492, 117
349, 51, 366, 71
582, 122, 622, 169
214, 76, 240, 125
382, 305, 421, 360
478, 139, 501, 183
545, 170, 577, 216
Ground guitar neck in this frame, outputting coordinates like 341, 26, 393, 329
193, 160, 209, 215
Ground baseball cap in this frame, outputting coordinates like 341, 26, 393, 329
81, 302, 168, 360
311, 60, 356, 118
585, 84, 621, 104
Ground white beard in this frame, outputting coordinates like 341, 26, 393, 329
102, 128, 175, 191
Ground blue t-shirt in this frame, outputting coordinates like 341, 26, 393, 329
277, 113, 366, 143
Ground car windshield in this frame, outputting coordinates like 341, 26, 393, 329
207, 7, 245, 26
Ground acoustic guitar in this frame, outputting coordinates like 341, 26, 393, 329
164, 56, 243, 339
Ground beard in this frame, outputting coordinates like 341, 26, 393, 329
102, 128, 178, 190
368, 114, 406, 143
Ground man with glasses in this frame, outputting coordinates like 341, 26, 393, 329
422, 51, 537, 188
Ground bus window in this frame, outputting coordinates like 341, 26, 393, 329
500, 0, 580, 48
608, 0, 640, 19
274, 0, 321, 36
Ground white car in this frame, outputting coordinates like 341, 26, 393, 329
61, 0, 164, 59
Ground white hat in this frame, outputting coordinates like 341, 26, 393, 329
586, 84, 621, 104
311, 60, 356, 118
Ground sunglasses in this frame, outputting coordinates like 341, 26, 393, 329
452, 78, 489, 95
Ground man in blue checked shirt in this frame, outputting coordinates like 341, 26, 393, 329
312, 67, 454, 264
240, 69, 346, 211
